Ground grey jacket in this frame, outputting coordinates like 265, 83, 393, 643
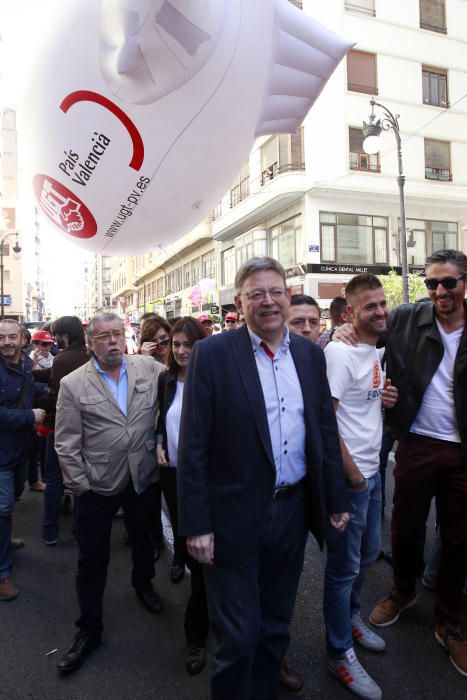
55, 355, 164, 496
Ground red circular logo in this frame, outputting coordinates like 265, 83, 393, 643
33, 174, 97, 239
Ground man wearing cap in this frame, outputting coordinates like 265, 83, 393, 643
178, 257, 348, 699
30, 330, 54, 369
198, 315, 214, 336
224, 311, 238, 330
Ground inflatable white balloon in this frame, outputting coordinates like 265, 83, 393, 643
26, 0, 352, 254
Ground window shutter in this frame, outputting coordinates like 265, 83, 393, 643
349, 128, 364, 152
420, 0, 446, 31
424, 139, 450, 169
290, 129, 304, 165
347, 51, 377, 94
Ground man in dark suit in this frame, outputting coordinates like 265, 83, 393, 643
178, 257, 349, 700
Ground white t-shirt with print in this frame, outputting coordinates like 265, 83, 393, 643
410, 320, 462, 443
324, 342, 385, 478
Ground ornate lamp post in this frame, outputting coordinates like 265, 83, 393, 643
0, 231, 22, 320
362, 97, 409, 303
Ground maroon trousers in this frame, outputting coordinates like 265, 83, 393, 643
392, 433, 467, 626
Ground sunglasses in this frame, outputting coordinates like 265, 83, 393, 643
34, 341, 52, 348
424, 275, 465, 291
225, 319, 237, 324
153, 337, 170, 348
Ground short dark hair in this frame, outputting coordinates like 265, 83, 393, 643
235, 257, 286, 293
329, 296, 347, 325
167, 316, 206, 375
21, 328, 32, 343
345, 273, 382, 305
290, 294, 321, 316
140, 315, 171, 345
426, 249, 467, 276
51, 316, 86, 348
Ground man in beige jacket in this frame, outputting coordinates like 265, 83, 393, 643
54, 312, 164, 673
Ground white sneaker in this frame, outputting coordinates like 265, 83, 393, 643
352, 613, 386, 652
327, 648, 382, 700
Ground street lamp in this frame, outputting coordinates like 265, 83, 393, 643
362, 97, 409, 303
0, 231, 22, 320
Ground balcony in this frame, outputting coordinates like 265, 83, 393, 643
350, 152, 380, 173
230, 177, 250, 208
425, 167, 452, 181
261, 161, 305, 186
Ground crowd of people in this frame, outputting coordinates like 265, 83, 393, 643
0, 248, 466, 700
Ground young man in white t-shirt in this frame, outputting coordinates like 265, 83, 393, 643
324, 273, 398, 700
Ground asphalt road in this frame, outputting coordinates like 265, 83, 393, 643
1, 462, 465, 700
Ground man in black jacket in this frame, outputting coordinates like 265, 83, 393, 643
178, 257, 348, 699
369, 249, 467, 677
0, 319, 46, 601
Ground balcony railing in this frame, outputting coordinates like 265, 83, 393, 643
420, 20, 447, 34
230, 177, 250, 208
345, 1, 376, 16
261, 161, 305, 186
425, 167, 452, 181
350, 152, 380, 172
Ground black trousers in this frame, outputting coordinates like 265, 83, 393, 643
74, 479, 156, 638
203, 487, 308, 700
160, 468, 209, 647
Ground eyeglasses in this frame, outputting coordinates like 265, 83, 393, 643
152, 337, 169, 348
92, 330, 125, 342
225, 319, 237, 324
424, 275, 465, 291
242, 288, 287, 303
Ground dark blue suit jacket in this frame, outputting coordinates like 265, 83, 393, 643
177, 325, 347, 565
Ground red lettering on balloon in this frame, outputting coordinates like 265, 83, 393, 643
60, 90, 144, 171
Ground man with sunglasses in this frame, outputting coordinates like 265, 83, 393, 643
54, 312, 165, 673
367, 249, 467, 676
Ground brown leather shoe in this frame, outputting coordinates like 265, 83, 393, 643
11, 538, 25, 550
435, 623, 467, 677
0, 577, 19, 601
279, 659, 304, 696
370, 590, 417, 627
30, 481, 46, 492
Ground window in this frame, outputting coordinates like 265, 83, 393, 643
235, 229, 268, 269
347, 50, 377, 95
183, 263, 191, 288
419, 0, 446, 33
270, 215, 302, 269
422, 66, 448, 107
349, 127, 380, 172
404, 219, 457, 263
261, 130, 304, 185
191, 257, 200, 284
230, 161, 250, 208
2, 208, 16, 229
320, 212, 389, 265
345, 0, 375, 16
424, 139, 451, 180
202, 250, 216, 279
0, 244, 9, 256
221, 247, 236, 286
156, 277, 164, 298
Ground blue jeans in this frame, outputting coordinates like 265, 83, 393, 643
0, 469, 15, 579
324, 472, 382, 658
42, 433, 64, 541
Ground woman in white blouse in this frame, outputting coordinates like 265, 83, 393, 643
155, 316, 209, 676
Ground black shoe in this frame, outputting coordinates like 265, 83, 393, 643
170, 559, 185, 584
56, 633, 100, 673
136, 587, 163, 614
185, 645, 206, 675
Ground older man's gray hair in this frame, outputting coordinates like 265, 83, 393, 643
235, 257, 287, 294
87, 313, 124, 338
